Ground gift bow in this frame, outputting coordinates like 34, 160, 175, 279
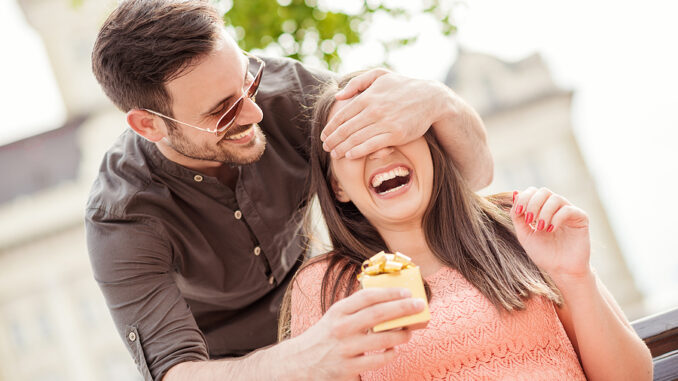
358, 251, 415, 280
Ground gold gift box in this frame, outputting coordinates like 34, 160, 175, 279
359, 252, 431, 332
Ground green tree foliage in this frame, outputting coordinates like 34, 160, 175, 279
219, 0, 458, 70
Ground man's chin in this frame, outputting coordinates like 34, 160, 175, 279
227, 147, 265, 165
165, 125, 266, 165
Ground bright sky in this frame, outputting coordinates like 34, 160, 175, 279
1, 0, 676, 312
0, 0, 66, 144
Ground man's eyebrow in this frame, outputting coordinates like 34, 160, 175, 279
200, 55, 250, 118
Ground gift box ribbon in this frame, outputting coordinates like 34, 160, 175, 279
358, 251, 415, 280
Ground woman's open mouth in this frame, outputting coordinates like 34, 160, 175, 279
369, 165, 413, 197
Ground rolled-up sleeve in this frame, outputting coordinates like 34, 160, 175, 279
86, 211, 208, 381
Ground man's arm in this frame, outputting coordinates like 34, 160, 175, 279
86, 215, 209, 381
88, 210, 424, 381
320, 69, 493, 191
427, 80, 493, 190
162, 344, 288, 381
164, 288, 425, 381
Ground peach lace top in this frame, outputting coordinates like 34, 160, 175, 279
290, 260, 587, 381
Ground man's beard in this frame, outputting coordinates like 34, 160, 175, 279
167, 124, 267, 165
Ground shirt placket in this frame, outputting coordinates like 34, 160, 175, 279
230, 169, 277, 287
191, 168, 274, 286
235, 170, 283, 287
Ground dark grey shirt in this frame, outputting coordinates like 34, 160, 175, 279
85, 57, 331, 381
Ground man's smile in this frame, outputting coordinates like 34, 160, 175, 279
221, 124, 256, 144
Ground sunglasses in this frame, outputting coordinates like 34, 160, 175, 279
144, 52, 265, 135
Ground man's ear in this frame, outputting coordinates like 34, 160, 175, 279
127, 109, 167, 142
330, 176, 351, 203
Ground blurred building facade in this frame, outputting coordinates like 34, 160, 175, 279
0, 0, 646, 380
0, 1, 137, 380
445, 50, 645, 316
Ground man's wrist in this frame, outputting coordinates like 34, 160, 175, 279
261, 338, 308, 381
426, 80, 458, 126
163, 342, 304, 381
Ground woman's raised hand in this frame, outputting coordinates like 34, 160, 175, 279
511, 187, 592, 280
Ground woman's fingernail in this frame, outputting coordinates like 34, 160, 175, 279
547, 224, 554, 233
537, 219, 545, 231
330, 150, 338, 158
513, 191, 518, 203
412, 299, 425, 309
525, 212, 534, 224
516, 205, 524, 214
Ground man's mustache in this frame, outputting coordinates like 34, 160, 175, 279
223, 123, 256, 138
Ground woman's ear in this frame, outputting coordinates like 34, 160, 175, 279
330, 176, 351, 203
127, 109, 168, 142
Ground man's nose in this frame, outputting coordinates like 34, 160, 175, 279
367, 146, 394, 160
236, 97, 263, 126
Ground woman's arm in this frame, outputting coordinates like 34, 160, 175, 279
512, 187, 652, 381
552, 271, 652, 381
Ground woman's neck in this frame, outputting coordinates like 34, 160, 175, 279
376, 224, 444, 278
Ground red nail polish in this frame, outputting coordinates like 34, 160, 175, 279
516, 205, 523, 214
525, 212, 533, 224
547, 224, 554, 233
512, 191, 518, 203
537, 220, 545, 231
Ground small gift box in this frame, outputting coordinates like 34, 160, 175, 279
358, 251, 431, 332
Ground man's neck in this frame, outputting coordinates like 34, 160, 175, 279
155, 140, 239, 189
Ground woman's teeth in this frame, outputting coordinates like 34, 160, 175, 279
370, 166, 412, 195
378, 182, 407, 194
225, 126, 252, 140
371, 167, 410, 188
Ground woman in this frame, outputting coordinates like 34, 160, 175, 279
280, 73, 652, 380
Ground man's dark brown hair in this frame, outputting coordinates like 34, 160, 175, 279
92, 0, 223, 125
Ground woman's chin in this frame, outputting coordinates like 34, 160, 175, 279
363, 181, 430, 226
371, 202, 425, 226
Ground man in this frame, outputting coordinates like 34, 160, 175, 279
86, 1, 493, 380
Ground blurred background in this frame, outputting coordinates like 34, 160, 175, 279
0, 0, 676, 379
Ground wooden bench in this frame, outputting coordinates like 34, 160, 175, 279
632, 307, 678, 381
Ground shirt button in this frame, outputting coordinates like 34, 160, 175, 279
128, 332, 137, 342
268, 276, 275, 285
253, 246, 261, 256
193, 174, 203, 182
234, 210, 242, 220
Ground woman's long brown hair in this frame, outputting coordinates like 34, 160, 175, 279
278, 73, 562, 341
